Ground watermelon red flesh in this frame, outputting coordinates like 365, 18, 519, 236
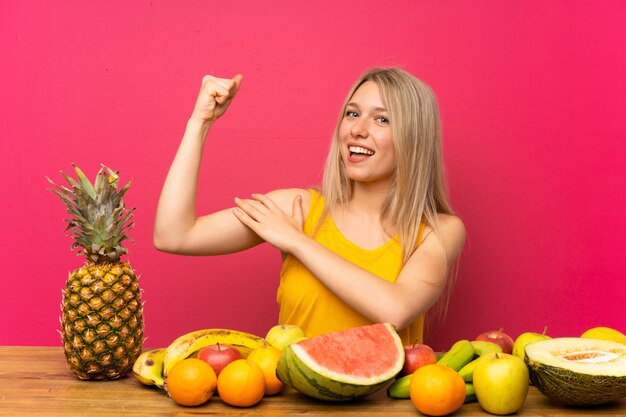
295, 323, 402, 381
276, 323, 404, 401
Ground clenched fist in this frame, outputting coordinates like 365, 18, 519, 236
190, 74, 243, 123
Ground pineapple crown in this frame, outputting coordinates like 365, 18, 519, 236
48, 164, 135, 263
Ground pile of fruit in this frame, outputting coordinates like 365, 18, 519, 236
133, 324, 306, 407
132, 323, 626, 412
133, 323, 404, 406
388, 325, 626, 416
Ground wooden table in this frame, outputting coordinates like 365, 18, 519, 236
1, 347, 624, 416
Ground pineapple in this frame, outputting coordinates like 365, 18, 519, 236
48, 164, 143, 380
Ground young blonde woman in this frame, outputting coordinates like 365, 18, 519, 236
154, 68, 466, 345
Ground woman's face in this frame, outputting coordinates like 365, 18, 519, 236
338, 81, 396, 185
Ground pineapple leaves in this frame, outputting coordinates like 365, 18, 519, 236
48, 164, 135, 263
72, 164, 97, 201
103, 165, 120, 188
118, 179, 132, 199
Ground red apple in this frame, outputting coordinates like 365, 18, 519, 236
399, 343, 437, 376
196, 343, 242, 375
475, 329, 514, 354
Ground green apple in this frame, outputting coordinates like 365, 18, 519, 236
265, 323, 305, 351
512, 327, 550, 360
473, 352, 529, 415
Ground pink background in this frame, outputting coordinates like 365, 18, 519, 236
2, 1, 624, 351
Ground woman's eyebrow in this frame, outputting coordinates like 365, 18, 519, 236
346, 102, 388, 112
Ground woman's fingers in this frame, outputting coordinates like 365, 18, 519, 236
251, 193, 280, 210
215, 75, 242, 93
232, 192, 306, 252
206, 84, 229, 101
231, 74, 244, 91
234, 197, 268, 220
211, 75, 243, 103
199, 74, 243, 107
232, 207, 259, 232
292, 195, 304, 225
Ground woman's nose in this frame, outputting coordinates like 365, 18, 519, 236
350, 119, 369, 138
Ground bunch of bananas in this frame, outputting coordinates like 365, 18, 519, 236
132, 328, 263, 389
388, 339, 502, 402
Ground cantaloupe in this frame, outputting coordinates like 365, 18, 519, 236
524, 337, 626, 405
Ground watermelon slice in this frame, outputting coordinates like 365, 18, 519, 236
276, 323, 404, 401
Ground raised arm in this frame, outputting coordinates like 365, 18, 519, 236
154, 74, 267, 255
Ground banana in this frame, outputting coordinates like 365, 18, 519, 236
163, 328, 263, 376
436, 340, 475, 371
132, 348, 167, 388
464, 382, 477, 403
387, 374, 412, 399
459, 358, 480, 382
459, 342, 503, 382
470, 340, 502, 356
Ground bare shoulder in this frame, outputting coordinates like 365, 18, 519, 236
265, 187, 314, 216
437, 214, 466, 237
422, 214, 466, 260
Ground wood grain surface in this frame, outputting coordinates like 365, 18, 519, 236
1, 346, 624, 416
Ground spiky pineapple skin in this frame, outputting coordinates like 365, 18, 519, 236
62, 261, 143, 380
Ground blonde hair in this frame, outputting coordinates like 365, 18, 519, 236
321, 67, 457, 323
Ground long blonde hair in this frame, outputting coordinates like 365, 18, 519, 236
321, 67, 456, 324
323, 68, 453, 256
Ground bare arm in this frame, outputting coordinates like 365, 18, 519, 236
288, 216, 466, 329
154, 74, 268, 255
233, 193, 466, 329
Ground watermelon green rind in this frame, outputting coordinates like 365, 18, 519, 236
279, 346, 391, 401
276, 323, 404, 401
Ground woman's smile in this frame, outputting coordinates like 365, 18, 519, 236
348, 144, 375, 162
339, 81, 395, 183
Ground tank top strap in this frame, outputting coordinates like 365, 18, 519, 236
303, 189, 325, 236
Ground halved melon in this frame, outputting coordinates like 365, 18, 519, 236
525, 337, 626, 405
276, 323, 404, 401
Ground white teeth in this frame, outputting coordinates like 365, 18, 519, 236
349, 146, 374, 155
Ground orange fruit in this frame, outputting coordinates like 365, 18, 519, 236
409, 363, 465, 416
166, 358, 217, 406
247, 343, 285, 395
217, 359, 265, 407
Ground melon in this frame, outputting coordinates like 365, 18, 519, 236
524, 337, 626, 405
276, 323, 404, 401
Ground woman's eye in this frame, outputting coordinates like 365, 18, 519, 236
345, 110, 358, 118
376, 116, 390, 125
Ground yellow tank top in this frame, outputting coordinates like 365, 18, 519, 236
277, 189, 425, 345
